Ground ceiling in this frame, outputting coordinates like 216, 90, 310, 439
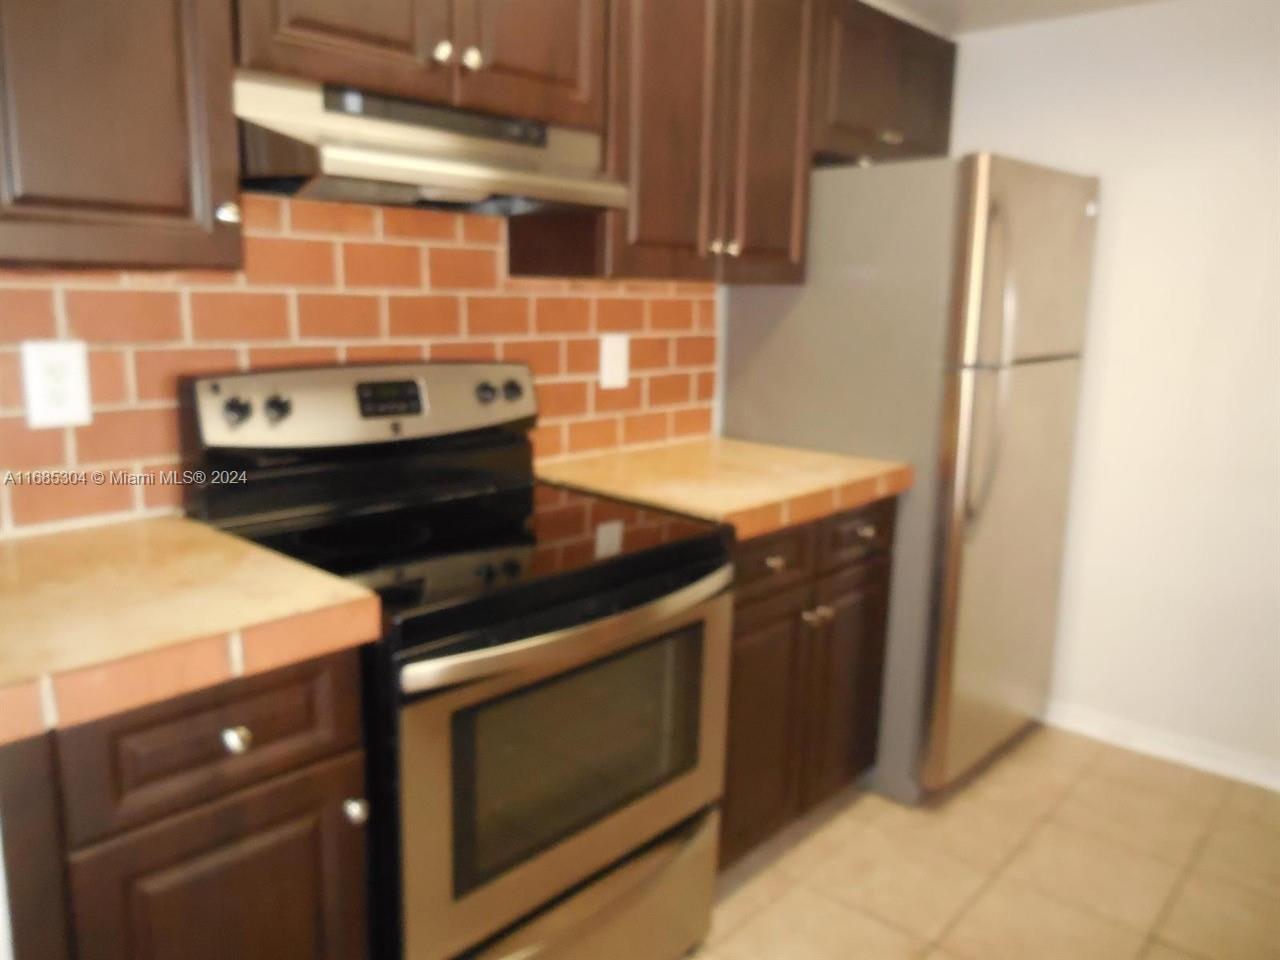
864, 0, 1176, 35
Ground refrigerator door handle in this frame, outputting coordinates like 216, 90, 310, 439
964, 204, 1019, 533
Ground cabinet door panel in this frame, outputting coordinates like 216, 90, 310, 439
719, 588, 808, 868
238, 0, 454, 104
604, 0, 719, 280
0, 0, 239, 266
802, 560, 890, 808
68, 752, 368, 960
720, 0, 813, 284
455, 0, 604, 129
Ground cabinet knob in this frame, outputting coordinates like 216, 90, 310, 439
220, 725, 253, 756
343, 798, 370, 825
878, 129, 905, 146
856, 523, 878, 541
764, 554, 787, 572
432, 39, 454, 64
801, 609, 823, 626
461, 46, 485, 71
214, 201, 241, 225
815, 604, 836, 623
725, 241, 742, 258
709, 239, 724, 255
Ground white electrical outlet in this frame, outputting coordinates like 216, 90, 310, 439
594, 519, 624, 559
21, 340, 92, 429
599, 334, 630, 389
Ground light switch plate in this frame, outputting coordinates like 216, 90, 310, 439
594, 519, 624, 559
599, 334, 630, 389
21, 340, 92, 428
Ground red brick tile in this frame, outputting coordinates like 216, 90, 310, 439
537, 381, 588, 418
137, 461, 185, 509
696, 370, 717, 401
531, 423, 564, 459
66, 290, 182, 343
622, 281, 671, 294
243, 237, 336, 286
346, 344, 424, 363
567, 417, 619, 453
134, 348, 239, 402
631, 336, 672, 369
503, 276, 567, 294
0, 418, 64, 469
343, 243, 422, 288
675, 282, 716, 296
535, 298, 591, 333
648, 372, 692, 406
0, 352, 20, 407
190, 292, 290, 340
383, 208, 457, 240
430, 341, 498, 361
593, 381, 643, 413
696, 299, 717, 330
75, 408, 180, 462
0, 289, 57, 342
289, 199, 376, 236
468, 297, 530, 336
651, 299, 696, 331
241, 597, 380, 675
429, 248, 498, 290
565, 338, 598, 374
727, 503, 785, 540
247, 346, 341, 370
672, 406, 713, 437
298, 294, 381, 338
88, 350, 129, 405
240, 193, 284, 232
500, 340, 561, 377
596, 298, 644, 332
623, 412, 670, 445
461, 216, 503, 243
388, 296, 461, 337
9, 482, 133, 527
174, 268, 243, 286
675, 335, 716, 367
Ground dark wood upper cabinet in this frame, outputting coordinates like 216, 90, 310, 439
454, 0, 605, 129
238, 0, 455, 104
718, 0, 813, 284
0, 0, 240, 267
811, 0, 955, 164
68, 752, 369, 960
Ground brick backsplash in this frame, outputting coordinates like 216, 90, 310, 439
0, 194, 717, 537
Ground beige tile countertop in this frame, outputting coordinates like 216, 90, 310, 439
538, 437, 914, 539
0, 517, 379, 744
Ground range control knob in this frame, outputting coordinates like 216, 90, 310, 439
222, 396, 252, 427
264, 394, 292, 424
475, 381, 498, 405
475, 562, 498, 585
502, 379, 524, 402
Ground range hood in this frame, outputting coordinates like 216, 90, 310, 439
234, 72, 628, 213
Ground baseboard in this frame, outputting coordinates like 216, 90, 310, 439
1045, 701, 1280, 792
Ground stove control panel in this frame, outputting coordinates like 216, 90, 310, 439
190, 363, 537, 449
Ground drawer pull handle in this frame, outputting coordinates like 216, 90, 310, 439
432, 39, 454, 64
461, 46, 485, 71
815, 604, 836, 623
764, 555, 787, 573
878, 129, 906, 146
856, 523, 878, 541
801, 609, 822, 626
220, 725, 253, 756
343, 798, 370, 826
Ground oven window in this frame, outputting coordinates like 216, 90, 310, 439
452, 625, 703, 896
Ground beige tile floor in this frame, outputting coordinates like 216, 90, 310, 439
694, 727, 1280, 960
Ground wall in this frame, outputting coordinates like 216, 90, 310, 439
952, 0, 1280, 786
0, 195, 718, 538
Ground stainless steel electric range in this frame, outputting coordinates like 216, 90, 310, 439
181, 362, 733, 960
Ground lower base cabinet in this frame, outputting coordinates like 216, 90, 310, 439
720, 499, 896, 868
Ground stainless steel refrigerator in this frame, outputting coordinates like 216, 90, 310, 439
722, 154, 1099, 801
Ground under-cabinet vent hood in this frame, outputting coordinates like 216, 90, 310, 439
234, 72, 628, 213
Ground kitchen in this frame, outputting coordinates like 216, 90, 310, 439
0, 0, 1276, 958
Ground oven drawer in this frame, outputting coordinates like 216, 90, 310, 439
734, 524, 816, 602
816, 499, 897, 571
58, 651, 362, 848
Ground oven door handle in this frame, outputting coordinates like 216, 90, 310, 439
398, 563, 734, 696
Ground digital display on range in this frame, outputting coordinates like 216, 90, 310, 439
357, 380, 424, 418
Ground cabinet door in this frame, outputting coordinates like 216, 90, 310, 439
454, 0, 605, 129
718, 0, 813, 284
801, 561, 890, 809
604, 0, 721, 280
893, 16, 955, 156
719, 587, 808, 868
238, 0, 454, 104
0, 0, 239, 267
68, 752, 369, 960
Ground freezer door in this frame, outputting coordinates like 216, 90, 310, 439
962, 154, 1099, 367
922, 359, 1081, 790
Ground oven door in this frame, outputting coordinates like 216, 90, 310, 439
396, 564, 733, 960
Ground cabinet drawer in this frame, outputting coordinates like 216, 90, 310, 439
58, 651, 362, 849
816, 499, 897, 571
734, 524, 815, 603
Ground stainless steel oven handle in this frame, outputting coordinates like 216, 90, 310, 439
399, 563, 734, 696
